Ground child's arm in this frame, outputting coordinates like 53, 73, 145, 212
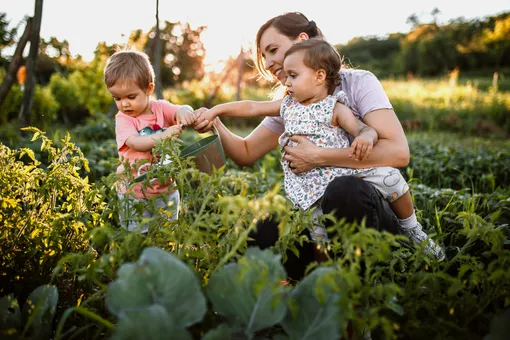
125, 125, 182, 152
333, 102, 378, 161
202, 99, 282, 122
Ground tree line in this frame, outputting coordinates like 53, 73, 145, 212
337, 11, 510, 78
1, 9, 509, 132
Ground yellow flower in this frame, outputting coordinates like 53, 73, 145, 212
77, 294, 84, 307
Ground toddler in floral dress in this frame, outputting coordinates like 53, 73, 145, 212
203, 39, 445, 261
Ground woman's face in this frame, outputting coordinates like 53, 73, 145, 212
259, 26, 301, 83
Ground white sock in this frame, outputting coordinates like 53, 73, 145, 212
398, 212, 418, 230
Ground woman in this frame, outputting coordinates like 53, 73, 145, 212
193, 12, 411, 280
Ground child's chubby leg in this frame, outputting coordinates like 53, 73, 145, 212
118, 189, 180, 234
117, 192, 148, 233
156, 189, 180, 221
309, 201, 330, 263
360, 167, 445, 261
388, 190, 414, 219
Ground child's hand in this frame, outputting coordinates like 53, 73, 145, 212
192, 107, 215, 133
350, 135, 373, 161
200, 108, 217, 124
164, 124, 183, 138
176, 105, 197, 127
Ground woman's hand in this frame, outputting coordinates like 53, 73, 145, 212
282, 135, 319, 173
192, 107, 214, 133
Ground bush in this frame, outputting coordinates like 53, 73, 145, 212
0, 128, 107, 301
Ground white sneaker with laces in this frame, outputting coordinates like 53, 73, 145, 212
404, 223, 446, 261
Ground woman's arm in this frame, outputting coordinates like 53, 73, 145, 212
283, 109, 410, 172
361, 108, 410, 166
213, 118, 280, 166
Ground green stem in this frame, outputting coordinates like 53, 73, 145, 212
214, 227, 250, 271
54, 306, 115, 340
80, 286, 106, 308
190, 184, 217, 230
442, 239, 474, 273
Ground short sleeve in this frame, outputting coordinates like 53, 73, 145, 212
261, 116, 285, 135
353, 72, 393, 119
152, 100, 179, 127
115, 114, 138, 151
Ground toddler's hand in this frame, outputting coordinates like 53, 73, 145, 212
176, 105, 197, 127
350, 135, 373, 161
164, 124, 183, 138
195, 107, 216, 122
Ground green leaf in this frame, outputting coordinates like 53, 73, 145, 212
205, 248, 288, 337
21, 285, 59, 340
106, 247, 206, 329
0, 295, 21, 338
111, 304, 192, 340
281, 267, 346, 340
201, 324, 233, 340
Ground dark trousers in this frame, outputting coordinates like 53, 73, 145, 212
248, 176, 401, 281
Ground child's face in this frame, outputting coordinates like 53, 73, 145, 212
108, 80, 154, 118
283, 51, 324, 105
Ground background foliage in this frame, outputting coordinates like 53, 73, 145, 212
0, 7, 510, 340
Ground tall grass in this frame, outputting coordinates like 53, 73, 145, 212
382, 78, 510, 137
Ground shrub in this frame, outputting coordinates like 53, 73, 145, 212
0, 128, 107, 300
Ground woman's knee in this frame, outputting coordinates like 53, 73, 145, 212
322, 176, 400, 233
321, 176, 377, 223
323, 176, 376, 205
248, 215, 280, 249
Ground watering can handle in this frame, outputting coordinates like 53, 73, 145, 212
211, 124, 220, 137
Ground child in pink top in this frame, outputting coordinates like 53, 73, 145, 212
104, 49, 197, 233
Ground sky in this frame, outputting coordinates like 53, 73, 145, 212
3, 0, 509, 65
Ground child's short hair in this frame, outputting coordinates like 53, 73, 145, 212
285, 39, 341, 94
104, 49, 155, 90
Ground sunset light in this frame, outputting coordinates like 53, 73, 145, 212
1, 1, 509, 338
5, 0, 509, 66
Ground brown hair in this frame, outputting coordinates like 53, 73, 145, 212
103, 49, 155, 90
285, 39, 341, 95
255, 12, 324, 81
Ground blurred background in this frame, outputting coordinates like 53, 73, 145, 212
1, 1, 509, 166
2, 4, 510, 339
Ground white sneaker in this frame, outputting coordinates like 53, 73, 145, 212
404, 223, 446, 261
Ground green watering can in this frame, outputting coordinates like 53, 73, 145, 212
134, 126, 226, 183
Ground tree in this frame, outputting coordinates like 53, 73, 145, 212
483, 16, 510, 67
431, 7, 441, 25
0, 13, 20, 68
153, 0, 163, 99
235, 47, 245, 101
19, 0, 43, 130
0, 17, 32, 107
144, 21, 206, 87
406, 13, 420, 29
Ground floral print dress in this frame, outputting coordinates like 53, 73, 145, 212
278, 92, 373, 210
